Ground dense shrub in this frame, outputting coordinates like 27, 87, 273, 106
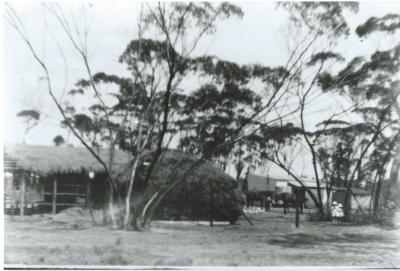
153, 176, 243, 223
306, 211, 331, 222
336, 201, 397, 227
117, 150, 244, 223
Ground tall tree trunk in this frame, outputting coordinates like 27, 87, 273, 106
123, 158, 140, 229
106, 144, 117, 227
344, 186, 352, 221
130, 208, 142, 231
373, 172, 384, 216
103, 180, 109, 226
108, 183, 117, 228
325, 187, 331, 217
209, 180, 214, 227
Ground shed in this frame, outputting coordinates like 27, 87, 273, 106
288, 179, 328, 208
246, 174, 293, 193
331, 186, 371, 210
3, 144, 130, 215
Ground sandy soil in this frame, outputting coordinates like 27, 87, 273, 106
4, 208, 400, 267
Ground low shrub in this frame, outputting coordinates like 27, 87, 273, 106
345, 201, 396, 228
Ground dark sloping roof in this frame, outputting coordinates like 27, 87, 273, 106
247, 173, 327, 191
4, 144, 131, 175
3, 145, 234, 189
247, 174, 275, 191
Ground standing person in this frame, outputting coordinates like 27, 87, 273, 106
265, 196, 271, 212
283, 198, 289, 214
337, 203, 344, 223
260, 194, 266, 211
331, 201, 338, 223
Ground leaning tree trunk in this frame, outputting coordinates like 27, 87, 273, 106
373, 172, 384, 216
386, 145, 400, 207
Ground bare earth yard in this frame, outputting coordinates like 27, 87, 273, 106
4, 208, 400, 267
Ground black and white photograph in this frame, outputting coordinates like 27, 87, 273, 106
3, 0, 400, 268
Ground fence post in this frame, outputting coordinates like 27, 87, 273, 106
10, 172, 15, 219
20, 176, 25, 216
52, 177, 57, 215
209, 180, 214, 227
87, 172, 96, 225
86, 179, 91, 208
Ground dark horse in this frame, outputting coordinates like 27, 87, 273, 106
274, 192, 305, 214
246, 191, 274, 209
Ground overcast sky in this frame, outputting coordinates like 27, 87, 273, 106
3, 1, 400, 178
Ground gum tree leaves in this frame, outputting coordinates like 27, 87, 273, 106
17, 109, 40, 121
356, 13, 400, 37
53, 135, 66, 146
278, 2, 359, 37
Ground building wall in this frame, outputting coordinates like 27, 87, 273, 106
4, 172, 44, 209
25, 176, 45, 203
275, 180, 291, 193
302, 188, 328, 208
352, 194, 371, 210
332, 190, 371, 211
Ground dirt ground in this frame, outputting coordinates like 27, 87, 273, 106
4, 208, 400, 267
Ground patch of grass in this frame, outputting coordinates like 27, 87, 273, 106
268, 233, 327, 248
5, 211, 399, 267
338, 233, 390, 243
102, 254, 129, 265
267, 232, 395, 249
154, 256, 194, 266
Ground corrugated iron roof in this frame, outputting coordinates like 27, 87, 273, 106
247, 174, 290, 192
288, 179, 327, 188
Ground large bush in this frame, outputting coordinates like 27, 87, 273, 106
153, 176, 243, 223
117, 150, 243, 223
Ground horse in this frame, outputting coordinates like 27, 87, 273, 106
246, 191, 263, 209
274, 192, 304, 214
246, 191, 274, 209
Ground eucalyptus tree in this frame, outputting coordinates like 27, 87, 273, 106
53, 135, 66, 146
16, 109, 41, 144
118, 3, 244, 229
321, 51, 400, 220
251, 2, 361, 218
6, 2, 244, 230
355, 13, 400, 216
65, 72, 149, 226
177, 58, 263, 175
263, 4, 400, 222
137, 2, 364, 225
317, 13, 400, 220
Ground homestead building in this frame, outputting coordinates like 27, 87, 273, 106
3, 144, 243, 222
3, 144, 128, 215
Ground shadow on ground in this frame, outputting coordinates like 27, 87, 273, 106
268, 232, 394, 248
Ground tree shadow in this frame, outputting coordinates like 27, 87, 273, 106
267, 233, 392, 248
